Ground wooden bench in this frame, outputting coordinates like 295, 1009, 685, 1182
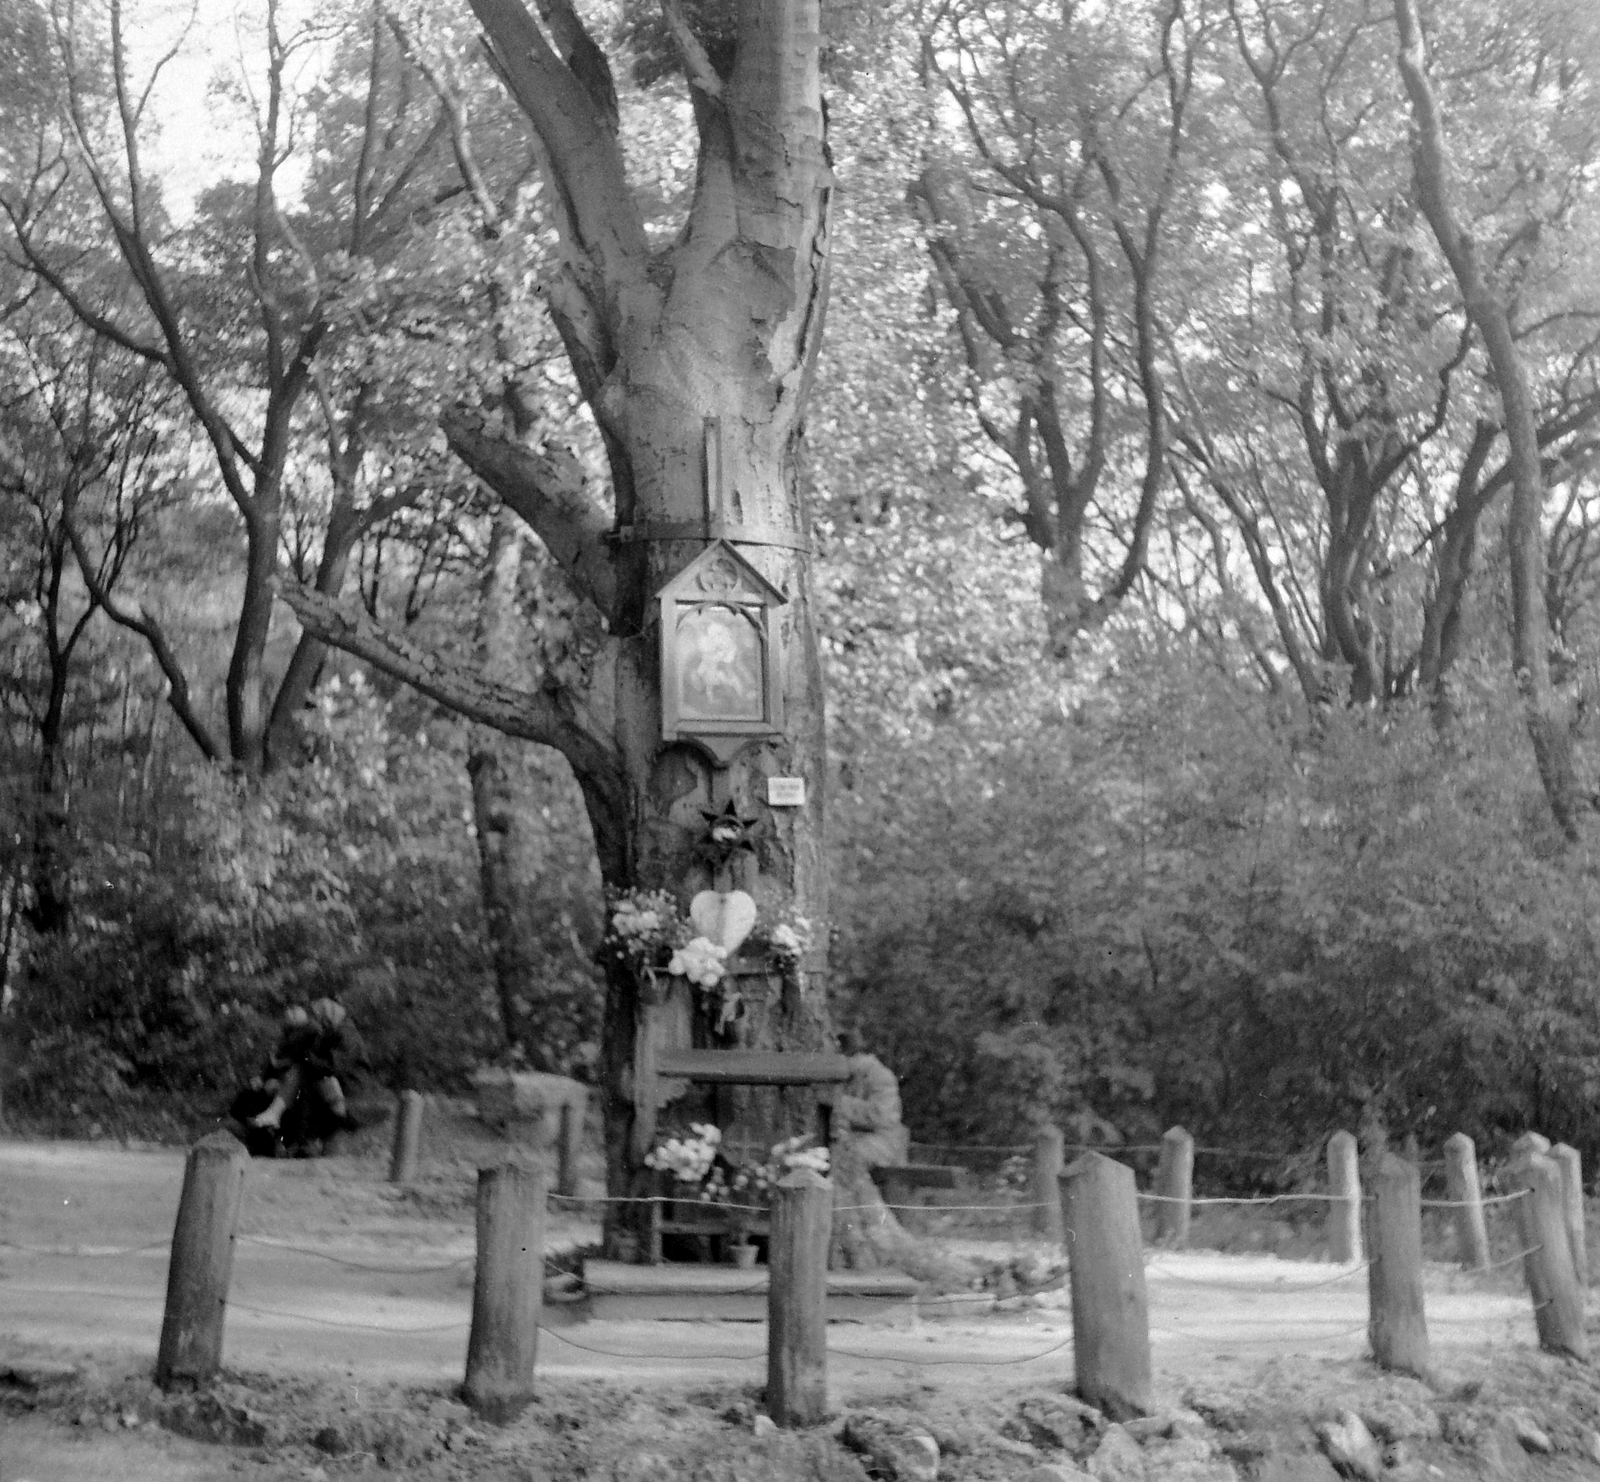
870, 1163, 966, 1207
643, 1049, 850, 1264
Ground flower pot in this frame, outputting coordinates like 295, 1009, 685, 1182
729, 1241, 759, 1270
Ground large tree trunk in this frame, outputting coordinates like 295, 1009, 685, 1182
282, 0, 910, 1262
1396, 3, 1579, 838
592, 374, 833, 1250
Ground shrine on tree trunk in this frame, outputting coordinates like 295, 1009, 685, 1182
612, 419, 846, 1264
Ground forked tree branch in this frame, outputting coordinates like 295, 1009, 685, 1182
61, 509, 223, 761
469, 0, 644, 285
273, 579, 627, 810
442, 411, 618, 622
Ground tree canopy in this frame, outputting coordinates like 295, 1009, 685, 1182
4, 0, 1600, 1183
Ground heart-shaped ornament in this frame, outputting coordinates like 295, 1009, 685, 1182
689, 889, 758, 955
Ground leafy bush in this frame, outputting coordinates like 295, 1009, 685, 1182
831, 639, 1600, 1181
3, 680, 508, 1133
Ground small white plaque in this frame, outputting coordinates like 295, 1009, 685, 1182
766, 776, 806, 807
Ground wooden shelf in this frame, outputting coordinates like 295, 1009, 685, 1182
654, 1049, 851, 1086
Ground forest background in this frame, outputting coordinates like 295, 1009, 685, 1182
4, 0, 1600, 1185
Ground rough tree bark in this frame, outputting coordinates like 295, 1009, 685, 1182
1396, 0, 1580, 838
467, 507, 556, 1062
280, 0, 880, 1256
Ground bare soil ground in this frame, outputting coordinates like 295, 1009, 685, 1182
4, 1111, 1600, 1481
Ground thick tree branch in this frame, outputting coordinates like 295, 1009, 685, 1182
661, 0, 724, 101
60, 510, 222, 761
1397, 0, 1575, 836
535, 0, 620, 130
442, 411, 617, 621
273, 579, 627, 812
469, 0, 644, 285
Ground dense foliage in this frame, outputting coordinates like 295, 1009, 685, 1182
4, 0, 1600, 1182
833, 625, 1600, 1173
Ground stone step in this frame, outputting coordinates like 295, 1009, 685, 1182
581, 1258, 917, 1322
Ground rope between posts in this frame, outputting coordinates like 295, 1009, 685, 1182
538, 1324, 765, 1362
230, 1300, 470, 1334
235, 1234, 473, 1273
1480, 1243, 1542, 1273
828, 1334, 1077, 1367
1152, 1319, 1371, 1348
1136, 1191, 1366, 1206
836, 1201, 1051, 1214
546, 1193, 770, 1214
0, 1237, 170, 1258
542, 1326, 1077, 1368
1420, 1190, 1529, 1208
1143, 1259, 1371, 1292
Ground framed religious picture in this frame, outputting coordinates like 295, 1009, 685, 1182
656, 541, 786, 762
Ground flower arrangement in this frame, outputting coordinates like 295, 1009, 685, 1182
667, 935, 729, 988
764, 915, 812, 965
644, 1128, 830, 1225
603, 888, 817, 1034
643, 1122, 722, 1184
605, 888, 684, 972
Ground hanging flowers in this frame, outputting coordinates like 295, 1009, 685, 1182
667, 936, 730, 989
604, 888, 684, 971
643, 1127, 830, 1209
765, 915, 812, 965
603, 889, 818, 1036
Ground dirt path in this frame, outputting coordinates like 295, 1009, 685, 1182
0, 1138, 1564, 1480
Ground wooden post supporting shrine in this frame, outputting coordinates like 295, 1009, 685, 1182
389, 1090, 423, 1185
1033, 1125, 1065, 1243
156, 1132, 247, 1391
1514, 1152, 1588, 1360
1327, 1130, 1362, 1264
1154, 1126, 1194, 1248
1060, 1152, 1151, 1420
1552, 1143, 1588, 1288
1442, 1132, 1489, 1271
464, 1162, 544, 1423
1366, 1153, 1430, 1378
767, 1168, 832, 1428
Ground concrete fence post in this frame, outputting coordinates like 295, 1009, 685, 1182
1366, 1153, 1430, 1378
156, 1132, 248, 1391
767, 1168, 832, 1428
1327, 1130, 1362, 1264
1032, 1125, 1065, 1244
463, 1161, 544, 1423
1442, 1132, 1489, 1271
1551, 1143, 1588, 1289
557, 1094, 586, 1200
389, 1090, 424, 1185
1154, 1126, 1194, 1248
1514, 1152, 1588, 1360
1060, 1151, 1151, 1420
